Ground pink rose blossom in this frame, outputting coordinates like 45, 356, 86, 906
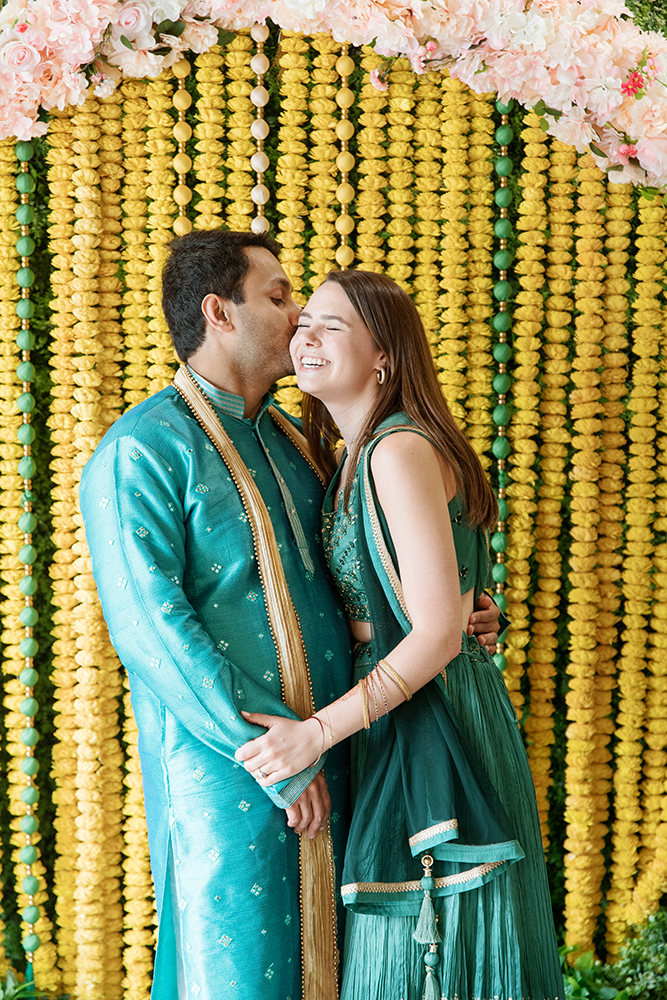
618, 143, 638, 158
16, 23, 28, 34
0, 39, 40, 73
635, 136, 667, 181
116, 0, 153, 38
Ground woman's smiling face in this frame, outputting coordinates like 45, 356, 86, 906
290, 281, 385, 405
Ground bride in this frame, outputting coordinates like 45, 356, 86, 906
236, 269, 563, 1000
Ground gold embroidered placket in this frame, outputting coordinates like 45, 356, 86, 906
173, 366, 339, 1000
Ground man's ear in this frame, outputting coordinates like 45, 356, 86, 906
201, 294, 234, 332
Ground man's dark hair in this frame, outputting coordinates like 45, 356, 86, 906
161, 229, 281, 361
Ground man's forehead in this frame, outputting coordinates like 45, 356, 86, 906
245, 247, 293, 293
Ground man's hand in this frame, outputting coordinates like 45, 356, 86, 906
285, 772, 331, 839
466, 591, 500, 651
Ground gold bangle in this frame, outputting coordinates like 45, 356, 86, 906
307, 715, 326, 768
324, 706, 334, 750
358, 678, 371, 730
377, 658, 412, 702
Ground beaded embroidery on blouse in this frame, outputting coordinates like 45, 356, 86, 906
321, 476, 371, 622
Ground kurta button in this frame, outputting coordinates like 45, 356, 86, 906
459, 566, 468, 579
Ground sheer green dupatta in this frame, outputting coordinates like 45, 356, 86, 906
340, 426, 524, 916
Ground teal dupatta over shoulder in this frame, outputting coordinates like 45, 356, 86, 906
323, 414, 564, 1000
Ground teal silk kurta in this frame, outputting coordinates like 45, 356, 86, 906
80, 375, 352, 1000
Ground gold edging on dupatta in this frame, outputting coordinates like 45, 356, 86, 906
173, 366, 339, 1000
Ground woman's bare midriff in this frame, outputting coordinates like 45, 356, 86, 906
348, 586, 475, 646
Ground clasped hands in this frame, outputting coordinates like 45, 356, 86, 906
235, 714, 328, 838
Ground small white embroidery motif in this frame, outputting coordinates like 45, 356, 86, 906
239, 800, 250, 813
264, 967, 274, 980
246, 591, 258, 602
238, 512, 248, 522
135, 526, 148, 538
161, 601, 173, 614
236, 688, 245, 700
108, 539, 114, 546
193, 768, 205, 781
202, 677, 213, 689
195, 484, 209, 494
249, 844, 256, 851
217, 640, 228, 652
150, 657, 161, 669
211, 563, 222, 573
99, 497, 110, 508
278, 832, 286, 843
159, 420, 170, 426
324, 649, 334, 661
220, 935, 232, 947
251, 884, 262, 896
285, 914, 291, 925
208, 849, 220, 862
263, 670, 274, 682
130, 448, 142, 461
134, 491, 142, 497
117, 577, 128, 589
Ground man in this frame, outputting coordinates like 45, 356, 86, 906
80, 229, 500, 1000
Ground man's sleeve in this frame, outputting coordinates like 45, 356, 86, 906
80, 433, 324, 809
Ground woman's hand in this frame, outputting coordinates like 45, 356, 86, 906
234, 712, 324, 785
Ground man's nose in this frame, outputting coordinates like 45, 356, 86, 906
287, 299, 301, 327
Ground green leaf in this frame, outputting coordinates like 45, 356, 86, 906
574, 951, 595, 972
533, 99, 546, 116
217, 28, 236, 48
119, 35, 134, 51
539, 117, 549, 131
607, 164, 624, 172
543, 104, 563, 120
164, 20, 185, 37
589, 142, 607, 159
156, 18, 176, 32
598, 989, 621, 999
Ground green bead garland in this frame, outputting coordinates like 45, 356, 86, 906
490, 98, 515, 670
14, 137, 41, 975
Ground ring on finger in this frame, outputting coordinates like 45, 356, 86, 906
258, 768, 268, 779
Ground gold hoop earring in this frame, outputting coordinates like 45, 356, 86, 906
376, 368, 386, 385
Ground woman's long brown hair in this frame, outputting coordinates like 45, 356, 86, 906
301, 269, 498, 530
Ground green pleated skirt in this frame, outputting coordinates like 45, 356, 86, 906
340, 634, 563, 1000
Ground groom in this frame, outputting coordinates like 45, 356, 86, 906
80, 228, 501, 1000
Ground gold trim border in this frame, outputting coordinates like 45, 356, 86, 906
408, 818, 458, 848
341, 860, 505, 896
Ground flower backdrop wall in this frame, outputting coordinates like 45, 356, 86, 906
3, 0, 667, 188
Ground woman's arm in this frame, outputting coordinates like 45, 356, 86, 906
235, 432, 465, 782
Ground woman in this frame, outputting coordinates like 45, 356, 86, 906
236, 270, 563, 1000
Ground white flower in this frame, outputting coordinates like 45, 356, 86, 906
548, 108, 597, 151
148, 0, 186, 22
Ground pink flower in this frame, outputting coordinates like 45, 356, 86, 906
621, 70, 645, 97
635, 136, 667, 181
180, 19, 219, 54
618, 143, 638, 158
116, 0, 153, 38
425, 40, 437, 52
15, 23, 28, 34
0, 39, 40, 74
369, 67, 388, 91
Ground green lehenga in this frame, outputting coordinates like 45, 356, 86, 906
322, 415, 563, 1000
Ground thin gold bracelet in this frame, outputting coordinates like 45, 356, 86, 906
358, 678, 371, 729
307, 715, 326, 767
377, 658, 412, 702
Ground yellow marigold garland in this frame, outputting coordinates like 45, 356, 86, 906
526, 138, 576, 845
563, 155, 610, 957
66, 95, 124, 1000
272, 31, 310, 417
504, 113, 548, 727
120, 79, 152, 408
626, 200, 663, 880
307, 33, 340, 289
224, 31, 254, 233
462, 91, 494, 465
193, 45, 225, 231
384, 58, 414, 292
121, 677, 155, 1000
274, 30, 309, 293
145, 70, 179, 389
437, 72, 469, 426
355, 46, 387, 275
412, 71, 443, 345
46, 107, 80, 995
600, 182, 636, 956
